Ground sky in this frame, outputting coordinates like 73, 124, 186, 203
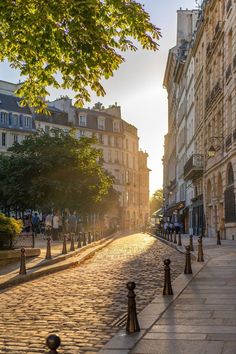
0, 0, 197, 196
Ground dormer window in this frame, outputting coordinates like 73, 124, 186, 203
0, 112, 8, 125
79, 114, 87, 127
12, 114, 18, 126
98, 116, 105, 130
24, 116, 31, 128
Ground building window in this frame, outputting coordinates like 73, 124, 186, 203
108, 135, 111, 145
108, 150, 112, 162
24, 116, 31, 127
79, 114, 87, 127
0, 112, 8, 125
99, 134, 104, 144
2, 132, 6, 146
78, 130, 85, 138
97, 117, 105, 130
113, 121, 120, 132
12, 114, 18, 126
13, 135, 18, 144
225, 163, 236, 222
45, 126, 50, 133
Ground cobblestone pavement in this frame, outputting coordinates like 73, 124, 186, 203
0, 233, 184, 354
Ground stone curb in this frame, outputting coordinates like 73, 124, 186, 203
0, 234, 121, 291
29, 236, 114, 270
99, 234, 209, 354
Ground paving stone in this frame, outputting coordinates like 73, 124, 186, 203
0, 233, 185, 354
222, 342, 236, 354
131, 339, 224, 354
150, 324, 236, 334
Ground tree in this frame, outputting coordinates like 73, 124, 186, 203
0, 0, 161, 110
0, 129, 116, 213
150, 189, 163, 215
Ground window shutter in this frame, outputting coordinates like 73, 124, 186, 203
19, 114, 23, 127
8, 112, 12, 126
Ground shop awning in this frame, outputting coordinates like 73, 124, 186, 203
152, 208, 164, 218
164, 201, 185, 217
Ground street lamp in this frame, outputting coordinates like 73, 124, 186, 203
207, 136, 224, 158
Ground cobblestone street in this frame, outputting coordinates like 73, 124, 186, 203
0, 233, 184, 354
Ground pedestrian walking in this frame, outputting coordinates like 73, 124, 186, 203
45, 212, 53, 238
174, 221, 180, 234
32, 212, 40, 237
68, 211, 77, 234
52, 212, 60, 240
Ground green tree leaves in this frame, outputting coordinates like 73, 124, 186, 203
0, 0, 161, 110
0, 129, 117, 213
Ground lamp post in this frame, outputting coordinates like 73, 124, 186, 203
207, 137, 224, 158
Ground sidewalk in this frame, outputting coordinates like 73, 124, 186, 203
0, 233, 120, 290
99, 234, 236, 354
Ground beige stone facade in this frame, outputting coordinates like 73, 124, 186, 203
164, 1, 236, 239
49, 98, 150, 231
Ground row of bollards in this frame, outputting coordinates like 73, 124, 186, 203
19, 230, 103, 276
44, 238, 206, 350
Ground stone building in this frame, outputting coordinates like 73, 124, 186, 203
164, 1, 236, 239
49, 98, 150, 231
0, 80, 35, 154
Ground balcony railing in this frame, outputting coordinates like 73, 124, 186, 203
226, 64, 232, 83
184, 154, 204, 181
206, 42, 213, 56
214, 21, 223, 38
205, 79, 223, 112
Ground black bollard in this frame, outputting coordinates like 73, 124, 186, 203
88, 231, 91, 244
83, 232, 86, 246
173, 231, 177, 244
62, 235, 67, 254
77, 232, 82, 248
178, 232, 182, 246
184, 245, 192, 274
170, 230, 173, 242
46, 334, 61, 354
217, 230, 221, 245
45, 237, 52, 260
163, 259, 173, 296
197, 236, 204, 262
126, 282, 140, 333
19, 248, 27, 275
189, 235, 194, 251
70, 234, 75, 251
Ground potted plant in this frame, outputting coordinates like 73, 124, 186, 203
0, 213, 23, 250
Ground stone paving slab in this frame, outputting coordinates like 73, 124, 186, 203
99, 234, 236, 354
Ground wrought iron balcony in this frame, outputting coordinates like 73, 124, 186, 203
206, 42, 213, 56
184, 154, 204, 181
214, 21, 223, 38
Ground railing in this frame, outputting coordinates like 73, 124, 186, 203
214, 21, 222, 38
226, 64, 232, 82
205, 79, 223, 112
184, 154, 204, 180
206, 42, 213, 56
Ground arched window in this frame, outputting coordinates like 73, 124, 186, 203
225, 162, 236, 222
227, 163, 234, 185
